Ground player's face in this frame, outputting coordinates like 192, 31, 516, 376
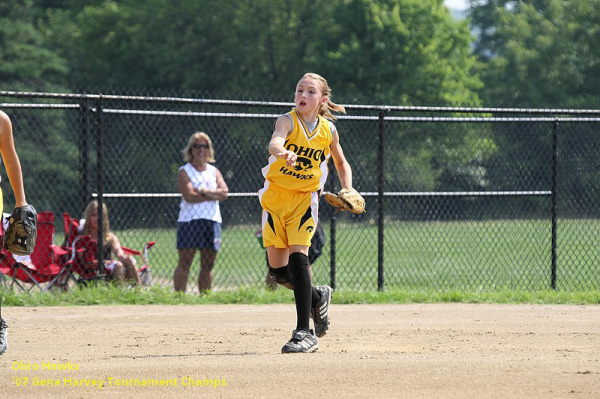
295, 78, 325, 115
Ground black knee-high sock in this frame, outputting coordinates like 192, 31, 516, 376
289, 252, 312, 331
268, 264, 319, 302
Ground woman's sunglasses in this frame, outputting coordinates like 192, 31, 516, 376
192, 144, 209, 149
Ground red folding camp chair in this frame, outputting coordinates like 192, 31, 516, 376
61, 213, 155, 286
0, 211, 70, 292
123, 241, 155, 286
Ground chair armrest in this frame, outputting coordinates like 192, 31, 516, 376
52, 245, 69, 257
122, 246, 141, 256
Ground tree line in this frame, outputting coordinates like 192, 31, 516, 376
2, 0, 598, 107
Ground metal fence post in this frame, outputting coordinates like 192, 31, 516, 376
378, 110, 385, 291
96, 96, 105, 280
329, 211, 336, 290
551, 119, 559, 290
78, 98, 91, 210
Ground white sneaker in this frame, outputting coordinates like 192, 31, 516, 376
281, 329, 318, 353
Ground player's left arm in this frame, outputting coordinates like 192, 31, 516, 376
330, 125, 353, 189
0, 111, 27, 207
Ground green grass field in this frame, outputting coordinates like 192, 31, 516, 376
2, 283, 600, 306
49, 218, 600, 293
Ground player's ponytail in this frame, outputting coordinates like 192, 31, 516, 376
320, 99, 346, 121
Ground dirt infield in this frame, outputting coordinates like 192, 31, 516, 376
0, 303, 599, 398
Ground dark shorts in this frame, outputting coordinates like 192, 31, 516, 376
177, 219, 222, 250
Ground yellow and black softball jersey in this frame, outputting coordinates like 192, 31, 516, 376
260, 110, 333, 193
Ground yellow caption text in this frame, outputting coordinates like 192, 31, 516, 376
12, 377, 227, 389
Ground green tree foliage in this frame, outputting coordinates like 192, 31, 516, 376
470, 0, 600, 108
0, 0, 67, 89
42, 1, 158, 88
41, 0, 480, 105
322, 0, 481, 105
469, 0, 600, 216
218, 0, 341, 96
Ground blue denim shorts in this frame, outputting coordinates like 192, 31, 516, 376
177, 219, 222, 250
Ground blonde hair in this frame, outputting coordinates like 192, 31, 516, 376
81, 200, 112, 245
299, 73, 346, 120
182, 132, 216, 163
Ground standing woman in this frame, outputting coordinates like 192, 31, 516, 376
174, 132, 228, 293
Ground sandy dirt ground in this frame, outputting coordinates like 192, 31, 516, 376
0, 303, 599, 398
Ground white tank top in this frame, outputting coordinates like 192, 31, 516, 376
177, 163, 222, 223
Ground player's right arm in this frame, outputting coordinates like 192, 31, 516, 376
269, 115, 296, 167
0, 110, 27, 207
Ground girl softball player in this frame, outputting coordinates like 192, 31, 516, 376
0, 110, 31, 355
259, 73, 355, 353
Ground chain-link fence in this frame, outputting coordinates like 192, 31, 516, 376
1, 90, 600, 293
